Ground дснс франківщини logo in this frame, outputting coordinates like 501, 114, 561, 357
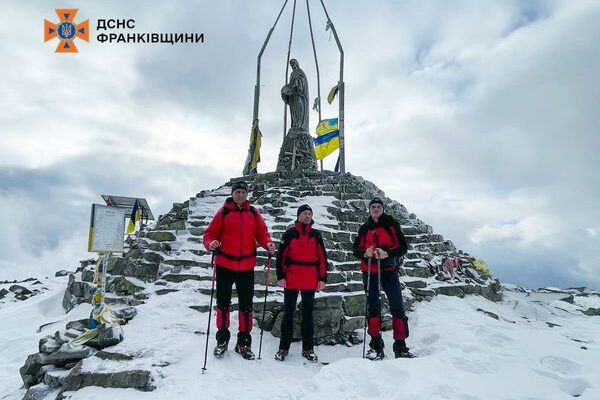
44, 9, 89, 53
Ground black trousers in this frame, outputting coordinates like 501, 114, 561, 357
279, 289, 316, 351
215, 267, 254, 345
362, 269, 406, 318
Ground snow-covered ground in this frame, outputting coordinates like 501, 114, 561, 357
1, 277, 599, 400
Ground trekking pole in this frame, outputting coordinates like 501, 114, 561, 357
362, 257, 372, 359
377, 257, 383, 317
258, 253, 273, 360
202, 251, 217, 374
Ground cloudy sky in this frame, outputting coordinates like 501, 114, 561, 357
1, 0, 598, 289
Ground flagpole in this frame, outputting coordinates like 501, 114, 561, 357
319, 0, 344, 173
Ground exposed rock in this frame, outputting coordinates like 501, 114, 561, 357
20, 345, 95, 388
582, 307, 600, 316
21, 383, 57, 400
62, 275, 96, 312
85, 324, 124, 349
189, 305, 210, 313
145, 231, 176, 242
403, 279, 428, 289
435, 285, 465, 298
162, 273, 207, 283
409, 287, 437, 298
108, 276, 144, 296
39, 336, 61, 354
62, 361, 154, 392
156, 288, 180, 295
143, 252, 164, 264
10, 284, 33, 295
95, 350, 135, 361
44, 368, 70, 388
477, 308, 499, 320
343, 293, 366, 317
55, 270, 72, 277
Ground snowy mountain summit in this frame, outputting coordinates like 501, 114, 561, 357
3, 171, 599, 400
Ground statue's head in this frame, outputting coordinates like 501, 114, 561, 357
290, 59, 299, 69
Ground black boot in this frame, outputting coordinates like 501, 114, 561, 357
235, 332, 255, 360
213, 329, 230, 358
302, 349, 319, 363
365, 336, 385, 361
274, 349, 288, 361
393, 340, 415, 359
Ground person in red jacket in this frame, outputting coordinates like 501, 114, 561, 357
353, 197, 414, 360
274, 204, 328, 362
203, 181, 276, 360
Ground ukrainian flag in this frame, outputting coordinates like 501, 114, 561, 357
243, 123, 262, 175
127, 200, 141, 234
314, 118, 339, 160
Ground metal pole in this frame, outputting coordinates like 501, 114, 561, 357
253, 0, 289, 124
307, 0, 323, 171
306, 0, 322, 123
202, 252, 217, 373
101, 254, 108, 294
258, 254, 273, 360
362, 257, 372, 359
283, 0, 298, 140
319, 0, 345, 173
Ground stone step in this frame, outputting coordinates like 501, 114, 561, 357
61, 360, 155, 392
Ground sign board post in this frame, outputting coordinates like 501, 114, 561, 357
88, 204, 126, 297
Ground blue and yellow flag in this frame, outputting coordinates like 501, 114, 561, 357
243, 123, 262, 175
314, 118, 340, 160
127, 200, 141, 234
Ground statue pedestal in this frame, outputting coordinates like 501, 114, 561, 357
276, 128, 318, 172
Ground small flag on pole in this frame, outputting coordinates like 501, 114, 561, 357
327, 84, 339, 104
127, 200, 141, 234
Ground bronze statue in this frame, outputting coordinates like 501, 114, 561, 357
281, 59, 309, 132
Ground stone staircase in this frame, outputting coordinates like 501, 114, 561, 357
23, 170, 501, 398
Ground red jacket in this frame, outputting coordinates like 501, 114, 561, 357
276, 222, 328, 290
203, 198, 272, 271
353, 214, 407, 273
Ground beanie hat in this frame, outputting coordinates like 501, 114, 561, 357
369, 197, 385, 209
297, 204, 313, 217
231, 181, 248, 193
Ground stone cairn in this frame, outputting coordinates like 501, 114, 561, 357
18, 170, 502, 399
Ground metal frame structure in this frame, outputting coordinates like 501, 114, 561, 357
250, 0, 345, 173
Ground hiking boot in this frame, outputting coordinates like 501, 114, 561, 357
235, 344, 256, 360
301, 349, 318, 363
393, 340, 415, 359
274, 349, 288, 361
213, 340, 228, 358
365, 348, 384, 361
365, 336, 384, 360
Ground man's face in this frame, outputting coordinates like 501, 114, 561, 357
232, 189, 247, 205
369, 203, 383, 219
298, 210, 313, 224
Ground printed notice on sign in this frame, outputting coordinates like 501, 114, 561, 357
88, 204, 126, 253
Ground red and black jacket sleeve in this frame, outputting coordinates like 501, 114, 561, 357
252, 208, 272, 249
314, 230, 328, 283
386, 217, 408, 258
275, 228, 295, 281
203, 207, 224, 251
352, 224, 369, 260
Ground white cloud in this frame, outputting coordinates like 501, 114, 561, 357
0, 0, 599, 289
